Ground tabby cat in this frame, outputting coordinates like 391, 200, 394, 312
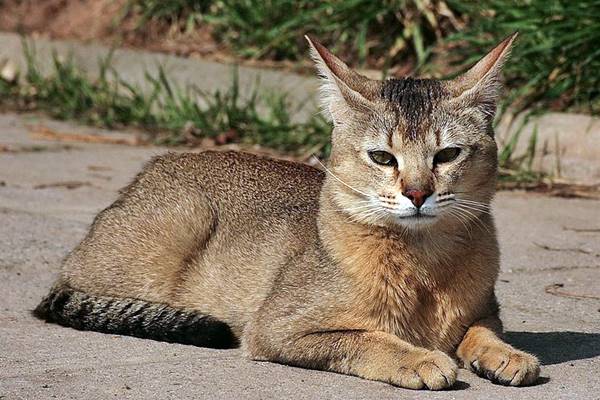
35, 33, 540, 390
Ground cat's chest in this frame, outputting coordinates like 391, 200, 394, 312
347, 259, 492, 352
326, 223, 497, 352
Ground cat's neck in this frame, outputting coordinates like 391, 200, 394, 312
316, 184, 491, 279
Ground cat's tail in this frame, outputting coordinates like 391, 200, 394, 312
33, 283, 237, 349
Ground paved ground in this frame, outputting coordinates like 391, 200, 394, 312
1, 112, 599, 399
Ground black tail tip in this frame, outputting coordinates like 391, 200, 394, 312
32, 306, 46, 320
32, 284, 72, 322
32, 293, 52, 320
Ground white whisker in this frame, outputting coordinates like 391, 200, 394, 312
454, 202, 492, 214
451, 205, 493, 235
331, 203, 376, 213
312, 156, 370, 198
446, 208, 473, 236
456, 199, 491, 209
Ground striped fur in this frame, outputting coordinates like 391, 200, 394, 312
33, 284, 237, 348
381, 78, 449, 141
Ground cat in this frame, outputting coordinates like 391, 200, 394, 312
34, 33, 540, 390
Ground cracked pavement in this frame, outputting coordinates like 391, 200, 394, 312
1, 112, 599, 399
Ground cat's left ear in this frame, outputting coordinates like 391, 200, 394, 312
305, 35, 380, 124
447, 32, 518, 118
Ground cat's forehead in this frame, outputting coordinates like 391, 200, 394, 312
380, 78, 450, 142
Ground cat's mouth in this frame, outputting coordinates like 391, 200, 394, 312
397, 211, 437, 220
406, 212, 436, 219
379, 205, 438, 222
379, 208, 439, 226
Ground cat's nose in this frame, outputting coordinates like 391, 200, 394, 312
402, 188, 432, 208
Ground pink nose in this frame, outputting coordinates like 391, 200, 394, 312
402, 188, 432, 208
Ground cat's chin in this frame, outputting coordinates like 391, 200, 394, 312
367, 212, 440, 231
393, 214, 439, 229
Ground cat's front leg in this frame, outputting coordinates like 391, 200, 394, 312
248, 330, 457, 390
457, 315, 540, 386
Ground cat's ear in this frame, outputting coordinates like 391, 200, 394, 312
447, 32, 518, 118
305, 35, 379, 124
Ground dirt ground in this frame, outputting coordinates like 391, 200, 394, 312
0, 0, 317, 72
0, 0, 128, 41
0, 0, 223, 59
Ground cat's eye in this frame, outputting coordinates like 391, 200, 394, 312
434, 147, 461, 164
368, 150, 397, 167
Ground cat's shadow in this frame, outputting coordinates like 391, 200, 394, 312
505, 331, 600, 365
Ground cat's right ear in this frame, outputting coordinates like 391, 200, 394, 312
305, 35, 379, 125
447, 32, 518, 119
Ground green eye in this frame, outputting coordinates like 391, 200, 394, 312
434, 147, 461, 164
368, 150, 397, 166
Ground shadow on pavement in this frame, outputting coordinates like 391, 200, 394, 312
505, 331, 600, 365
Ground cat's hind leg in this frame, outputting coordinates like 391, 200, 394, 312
35, 153, 228, 344
59, 153, 218, 302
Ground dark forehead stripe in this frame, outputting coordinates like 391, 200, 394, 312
381, 78, 448, 141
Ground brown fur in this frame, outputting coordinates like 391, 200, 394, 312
36, 33, 540, 390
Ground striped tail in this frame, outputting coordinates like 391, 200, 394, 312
33, 284, 237, 349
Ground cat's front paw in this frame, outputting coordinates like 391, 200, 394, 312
392, 350, 458, 390
466, 346, 540, 386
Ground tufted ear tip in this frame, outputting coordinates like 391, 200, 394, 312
500, 31, 519, 48
488, 31, 518, 67
305, 33, 379, 123
449, 32, 518, 97
305, 34, 348, 79
446, 32, 519, 118
304, 34, 328, 58
304, 34, 316, 45
506, 31, 519, 45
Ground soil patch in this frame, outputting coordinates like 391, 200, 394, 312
0, 0, 292, 69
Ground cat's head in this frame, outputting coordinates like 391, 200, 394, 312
308, 33, 517, 231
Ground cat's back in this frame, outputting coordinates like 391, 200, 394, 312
142, 150, 324, 215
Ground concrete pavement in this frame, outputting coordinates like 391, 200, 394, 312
1, 112, 599, 399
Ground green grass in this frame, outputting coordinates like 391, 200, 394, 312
12, 45, 158, 129
447, 0, 600, 115
0, 43, 330, 156
124, 0, 211, 32
3, 1, 595, 187
125, 0, 459, 70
